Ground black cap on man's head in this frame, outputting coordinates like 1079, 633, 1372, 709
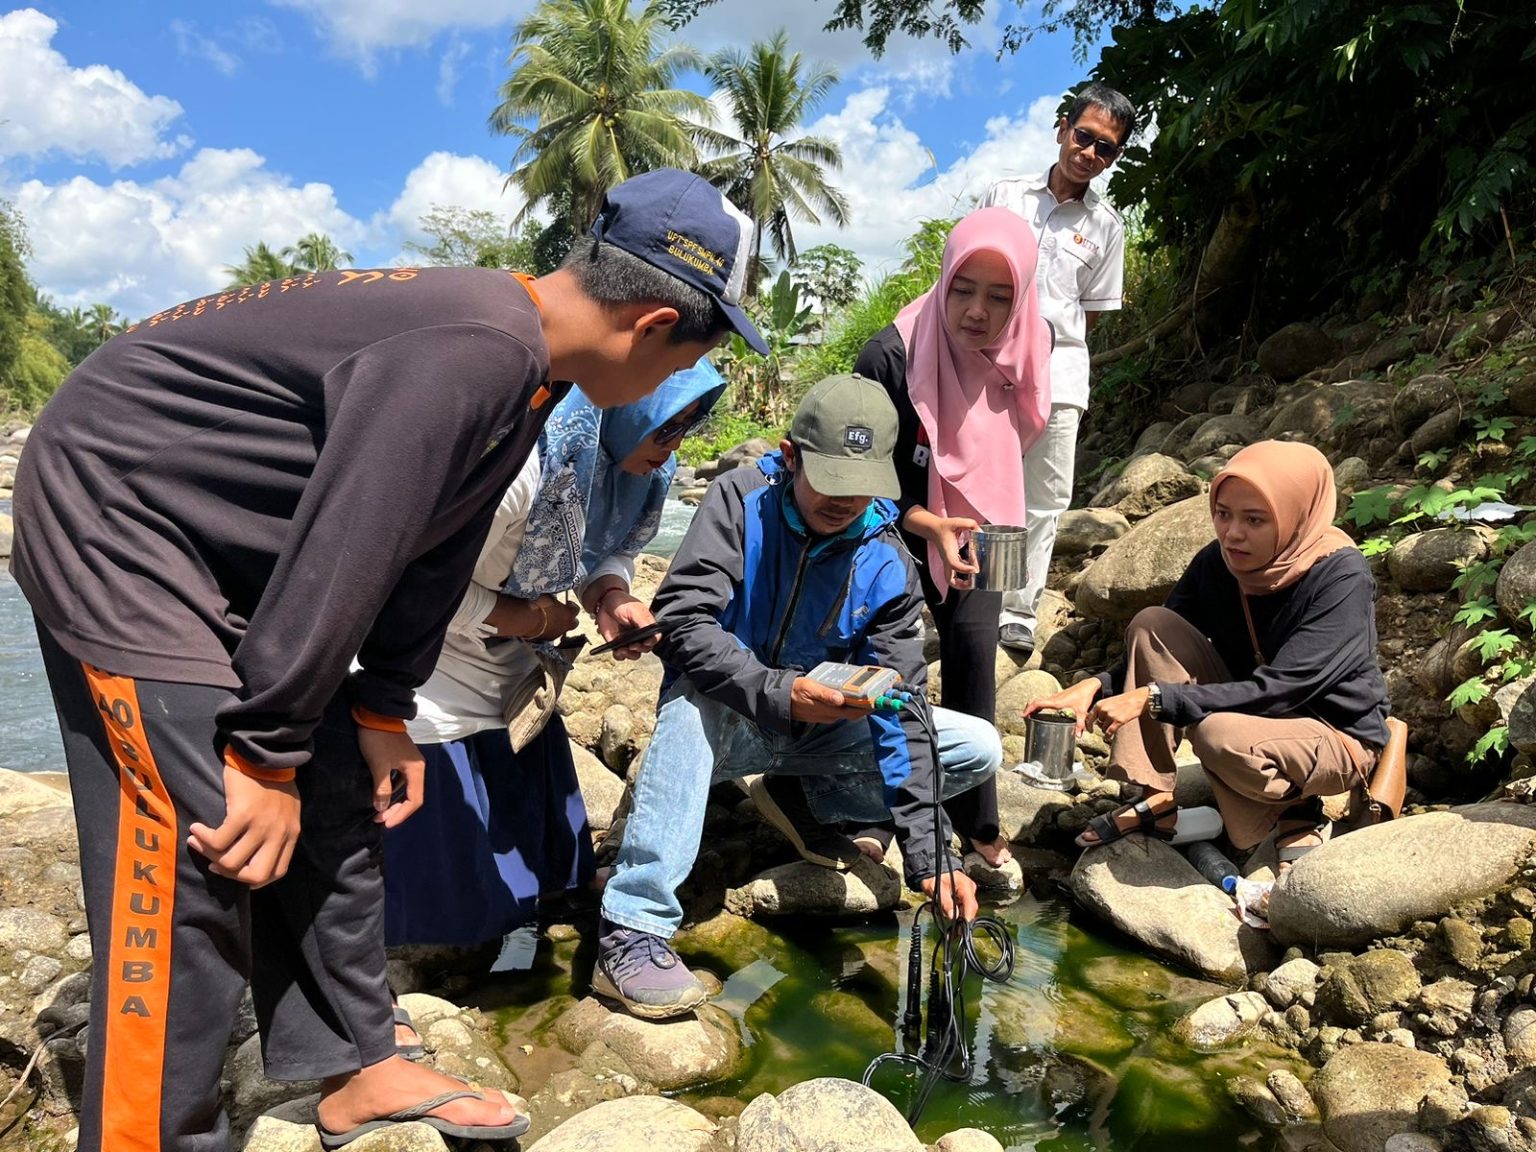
590, 169, 768, 354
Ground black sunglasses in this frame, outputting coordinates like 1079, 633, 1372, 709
652, 410, 709, 445
1070, 125, 1121, 162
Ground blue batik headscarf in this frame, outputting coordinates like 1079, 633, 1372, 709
506, 360, 727, 596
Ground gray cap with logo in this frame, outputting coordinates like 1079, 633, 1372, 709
790, 373, 901, 499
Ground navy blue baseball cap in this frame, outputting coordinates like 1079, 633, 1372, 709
589, 168, 769, 355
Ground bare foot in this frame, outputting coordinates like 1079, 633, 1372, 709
394, 1018, 421, 1051
1275, 823, 1326, 874
969, 837, 1014, 867
317, 1055, 527, 1137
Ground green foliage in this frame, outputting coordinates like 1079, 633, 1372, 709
1359, 535, 1394, 558
791, 245, 863, 317
1416, 448, 1450, 473
1469, 628, 1520, 664
1452, 559, 1503, 601
7, 328, 70, 414
676, 408, 783, 466
1474, 414, 1517, 444
405, 206, 538, 269
0, 203, 29, 398
1345, 486, 1396, 528
1448, 676, 1490, 709
1089, 0, 1536, 325
282, 233, 352, 272
662, 0, 988, 55
1453, 597, 1499, 628
717, 270, 813, 423
1469, 724, 1511, 766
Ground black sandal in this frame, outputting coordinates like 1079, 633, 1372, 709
1076, 799, 1176, 848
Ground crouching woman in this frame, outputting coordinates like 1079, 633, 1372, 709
1025, 440, 1390, 863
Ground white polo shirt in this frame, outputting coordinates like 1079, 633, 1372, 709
983, 170, 1124, 410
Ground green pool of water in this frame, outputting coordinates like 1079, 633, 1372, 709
477, 892, 1300, 1150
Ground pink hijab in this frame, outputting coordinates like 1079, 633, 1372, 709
894, 206, 1052, 589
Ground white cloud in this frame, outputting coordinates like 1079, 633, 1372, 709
378, 151, 526, 247
267, 0, 531, 63
170, 19, 241, 76
0, 8, 188, 169
788, 88, 1066, 277
437, 35, 474, 106
12, 148, 361, 316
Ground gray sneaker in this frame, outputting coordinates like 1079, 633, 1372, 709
593, 919, 707, 1020
999, 623, 1034, 654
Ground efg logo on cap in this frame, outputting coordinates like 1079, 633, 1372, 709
589, 169, 769, 355
844, 426, 873, 452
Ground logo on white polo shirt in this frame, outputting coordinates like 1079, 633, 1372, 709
1072, 233, 1100, 257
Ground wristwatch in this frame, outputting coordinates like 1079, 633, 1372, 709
1146, 683, 1163, 718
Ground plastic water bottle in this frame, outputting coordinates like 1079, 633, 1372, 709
1186, 841, 1239, 895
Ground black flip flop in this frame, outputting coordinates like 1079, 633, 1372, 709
317, 1088, 531, 1150
392, 1003, 426, 1062
1076, 799, 1176, 848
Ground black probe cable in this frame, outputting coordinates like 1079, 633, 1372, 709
861, 687, 1015, 1125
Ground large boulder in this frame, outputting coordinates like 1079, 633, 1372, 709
1258, 322, 1341, 381
1268, 804, 1536, 949
993, 669, 1064, 738
1092, 453, 1203, 520
559, 653, 665, 749
531, 1095, 716, 1152
1392, 375, 1459, 434
737, 1078, 923, 1152
1171, 991, 1270, 1049
1264, 380, 1397, 446
552, 997, 741, 1090
1310, 1043, 1453, 1152
1387, 528, 1491, 593
572, 744, 625, 832
1074, 497, 1216, 620
1070, 837, 1277, 983
995, 772, 1075, 844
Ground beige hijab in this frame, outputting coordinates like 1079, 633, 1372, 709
1209, 440, 1355, 595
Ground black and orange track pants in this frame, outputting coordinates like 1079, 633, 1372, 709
36, 625, 396, 1152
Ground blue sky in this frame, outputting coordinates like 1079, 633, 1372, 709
0, 2, 1106, 318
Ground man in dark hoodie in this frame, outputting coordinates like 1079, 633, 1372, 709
592, 373, 1003, 1020
11, 169, 765, 1151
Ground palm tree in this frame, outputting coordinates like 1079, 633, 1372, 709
283, 233, 352, 272
86, 303, 121, 347
223, 242, 296, 287
489, 0, 714, 234
698, 31, 849, 285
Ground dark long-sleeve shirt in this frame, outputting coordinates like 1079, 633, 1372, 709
1098, 542, 1391, 748
11, 267, 559, 773
852, 325, 928, 525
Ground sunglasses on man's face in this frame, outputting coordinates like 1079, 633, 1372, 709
652, 411, 709, 445
1069, 125, 1121, 163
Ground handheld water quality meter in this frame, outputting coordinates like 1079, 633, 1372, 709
806, 661, 904, 710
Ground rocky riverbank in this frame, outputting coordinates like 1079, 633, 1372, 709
4, 296, 1536, 1150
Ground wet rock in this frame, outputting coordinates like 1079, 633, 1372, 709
552, 998, 741, 1090
724, 855, 901, 919
1053, 509, 1131, 556
933, 1131, 1006, 1152
741, 1078, 923, 1152
1071, 837, 1277, 983
1260, 323, 1341, 381
1233, 1078, 1289, 1127
1319, 951, 1422, 1026
1268, 1069, 1320, 1121
1389, 529, 1492, 593
1265, 958, 1322, 1009
1312, 1043, 1453, 1152
572, 744, 625, 833
991, 983, 1137, 1061
533, 1095, 716, 1152
1268, 804, 1536, 950
1074, 497, 1216, 620
1173, 991, 1270, 1048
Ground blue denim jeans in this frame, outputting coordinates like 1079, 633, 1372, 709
600, 679, 1002, 938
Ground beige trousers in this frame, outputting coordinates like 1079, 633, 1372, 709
1107, 607, 1369, 850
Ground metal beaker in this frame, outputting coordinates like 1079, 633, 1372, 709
971, 524, 1029, 592
1015, 711, 1078, 791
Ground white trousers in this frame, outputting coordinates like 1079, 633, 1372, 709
1000, 403, 1082, 638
